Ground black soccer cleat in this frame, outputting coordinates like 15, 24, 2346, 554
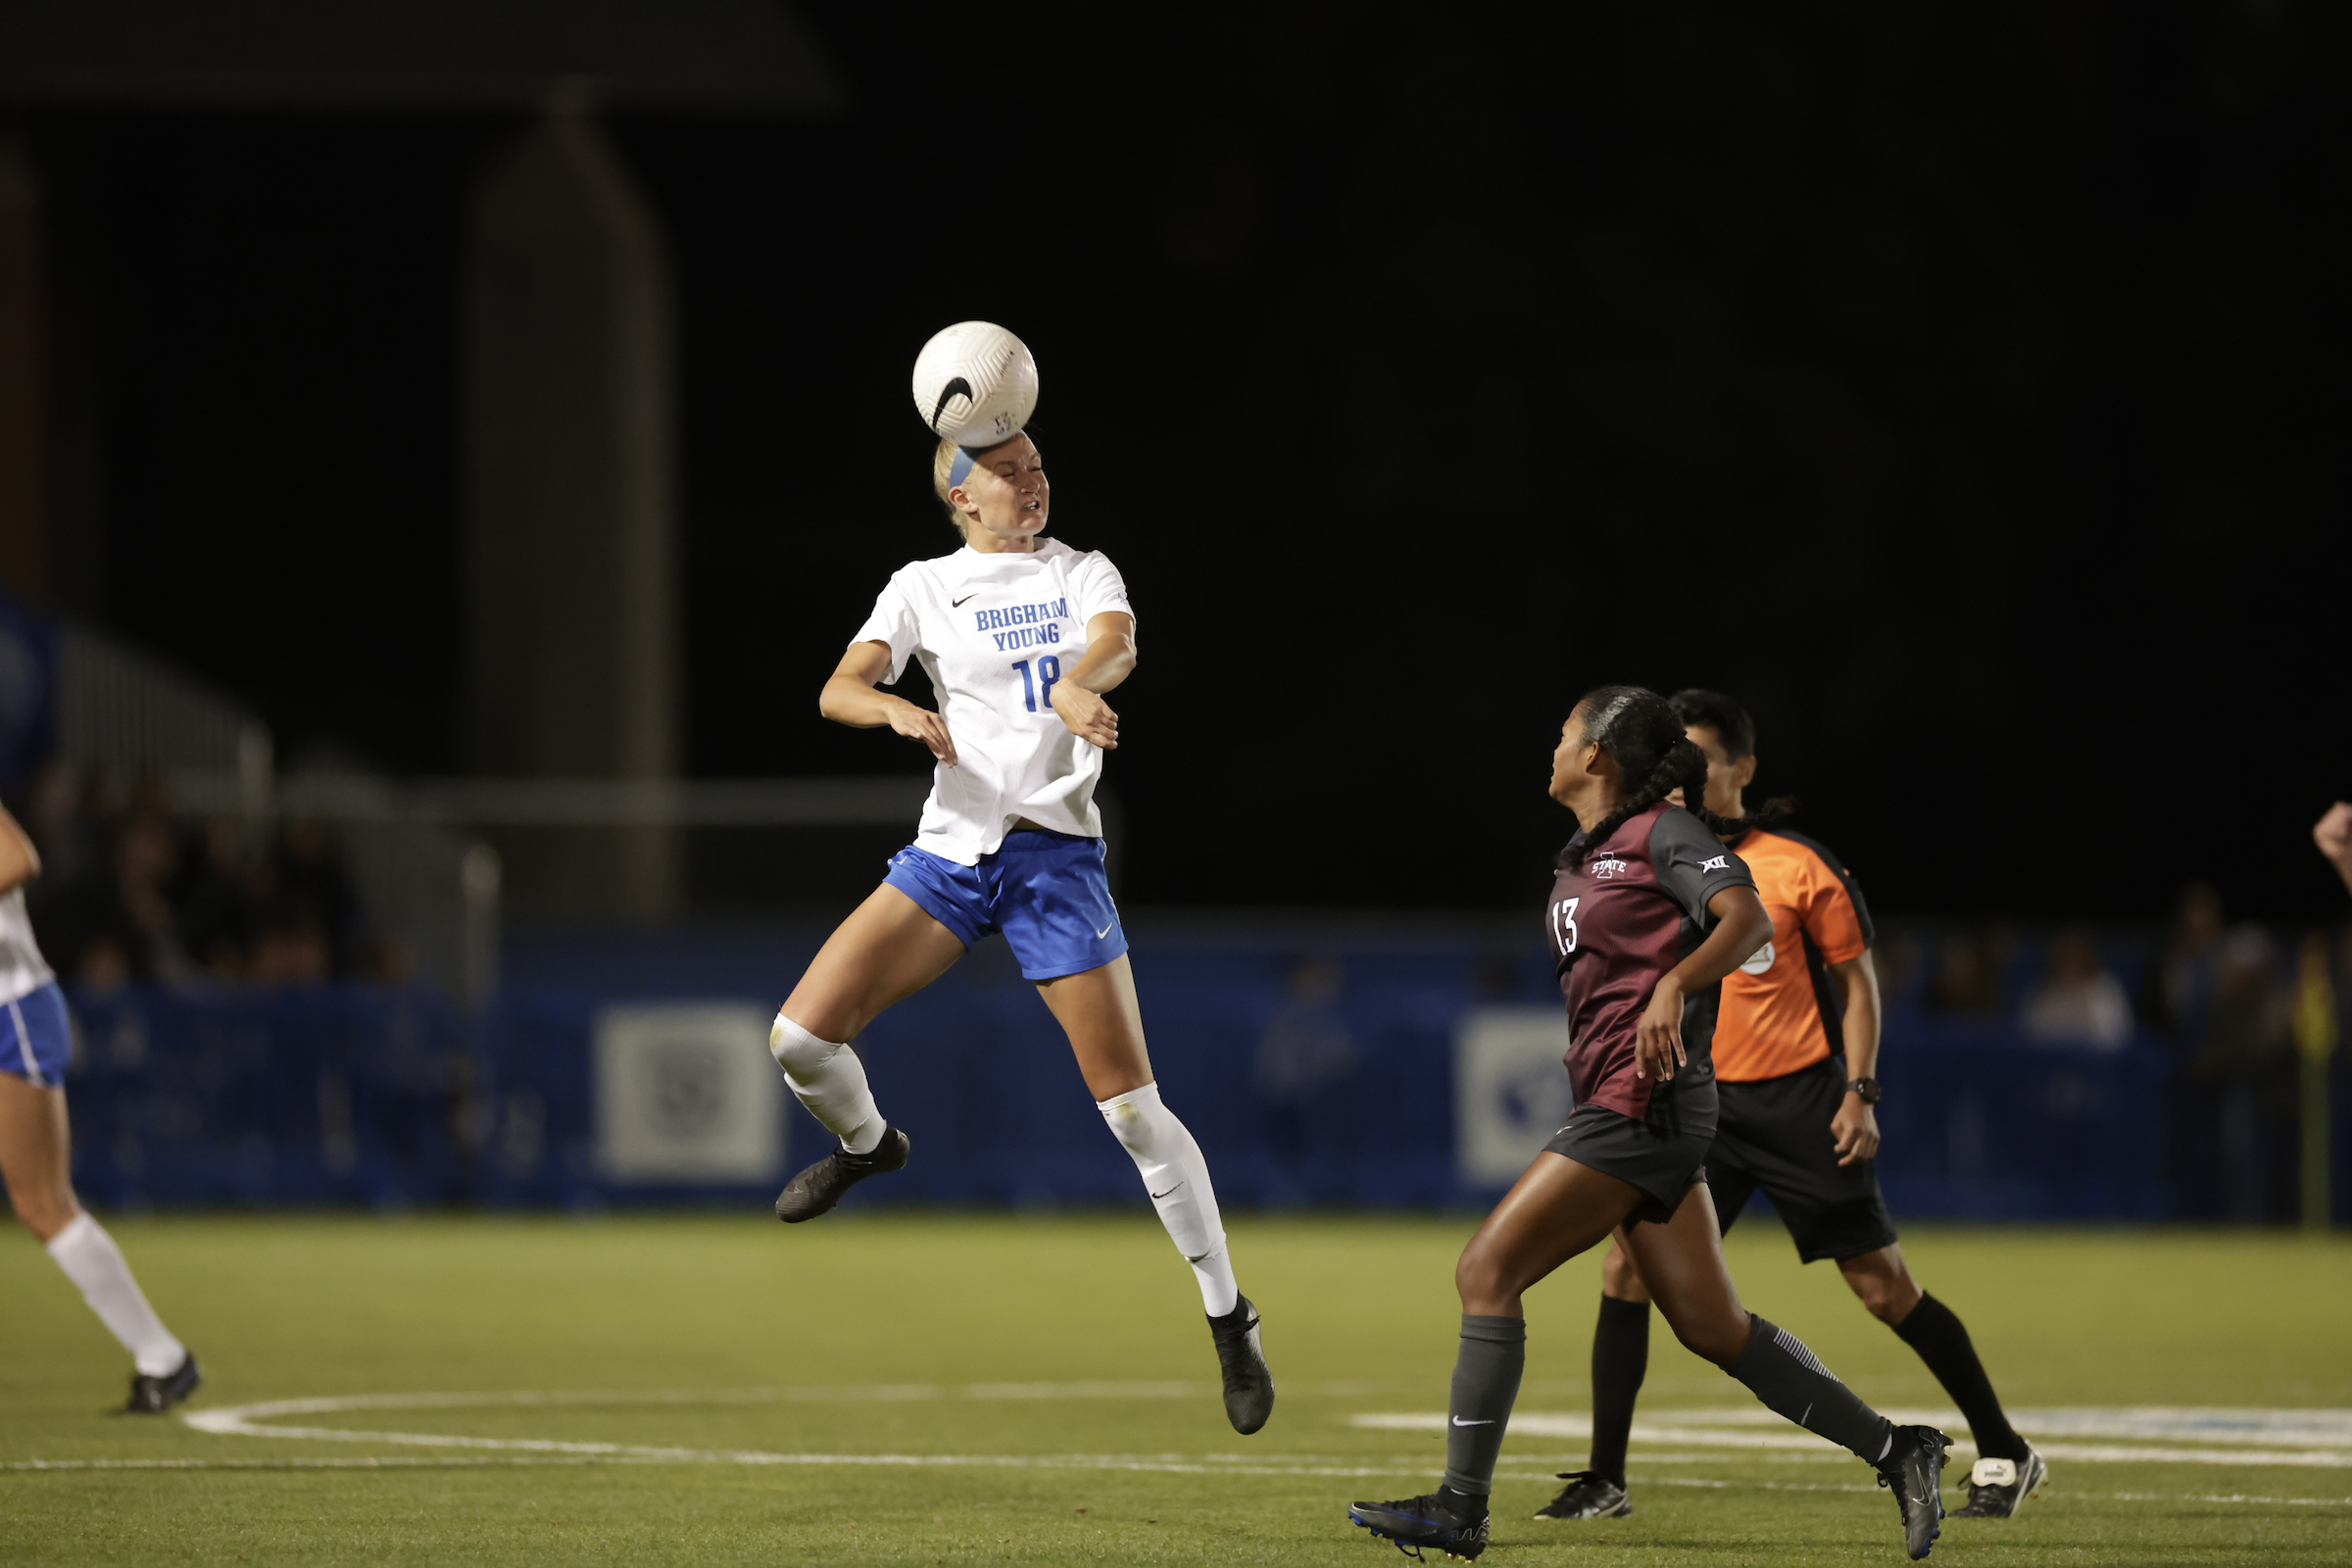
1348, 1488, 1490, 1561
1951, 1446, 2046, 1518
1209, 1294, 1275, 1435
123, 1353, 201, 1415
1875, 1424, 1952, 1560
1533, 1470, 1631, 1520
773, 1126, 910, 1223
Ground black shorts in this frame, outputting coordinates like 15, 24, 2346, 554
1709, 1055, 1899, 1263
1544, 1098, 1714, 1227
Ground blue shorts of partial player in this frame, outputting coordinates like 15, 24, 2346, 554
884, 829, 1128, 982
0, 982, 74, 1086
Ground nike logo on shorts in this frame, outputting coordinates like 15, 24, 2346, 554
1095, 922, 1113, 938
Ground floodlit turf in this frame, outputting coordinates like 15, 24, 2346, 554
3, 1212, 2350, 1565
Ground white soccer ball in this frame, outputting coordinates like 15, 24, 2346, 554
909, 321, 1038, 448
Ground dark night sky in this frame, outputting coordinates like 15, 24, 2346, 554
32, 1, 2352, 921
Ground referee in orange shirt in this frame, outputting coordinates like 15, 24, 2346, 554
1536, 690, 2042, 1524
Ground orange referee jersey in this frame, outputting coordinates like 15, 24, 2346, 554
1712, 828, 1874, 1083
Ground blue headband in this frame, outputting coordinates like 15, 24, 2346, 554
947, 447, 976, 488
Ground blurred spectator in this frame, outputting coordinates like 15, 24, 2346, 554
172, 816, 261, 977
273, 818, 358, 975
1256, 956, 1358, 1193
2020, 926, 2132, 1049
1258, 956, 1357, 1103
19, 764, 365, 990
2195, 925, 2295, 1222
2316, 803, 2352, 898
2152, 881, 2226, 1042
1926, 926, 2010, 1017
113, 797, 195, 983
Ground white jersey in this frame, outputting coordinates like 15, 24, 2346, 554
853, 538, 1134, 865
0, 886, 56, 1006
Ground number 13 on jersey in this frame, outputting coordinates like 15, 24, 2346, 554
1011, 656, 1061, 713
1551, 896, 1580, 954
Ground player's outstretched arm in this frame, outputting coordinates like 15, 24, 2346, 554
2316, 802, 2352, 897
1636, 885, 1772, 1082
818, 640, 957, 765
1048, 612, 1134, 751
0, 801, 40, 895
1828, 954, 1883, 1166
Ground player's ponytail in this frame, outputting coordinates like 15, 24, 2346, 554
1558, 685, 1751, 869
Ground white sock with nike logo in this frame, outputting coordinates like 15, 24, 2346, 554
770, 1014, 885, 1155
1098, 1082, 1240, 1317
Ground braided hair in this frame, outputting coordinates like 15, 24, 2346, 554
1557, 684, 1752, 869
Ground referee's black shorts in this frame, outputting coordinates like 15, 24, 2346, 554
1708, 1054, 1899, 1264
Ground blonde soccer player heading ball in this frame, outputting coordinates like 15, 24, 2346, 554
760, 430, 1273, 1436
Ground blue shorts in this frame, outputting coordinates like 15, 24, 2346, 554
0, 982, 73, 1086
884, 830, 1129, 981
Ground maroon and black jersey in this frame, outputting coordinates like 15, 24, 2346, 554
1547, 802, 1757, 1127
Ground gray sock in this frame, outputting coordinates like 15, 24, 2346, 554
1728, 1313, 1895, 1464
1442, 1314, 1526, 1495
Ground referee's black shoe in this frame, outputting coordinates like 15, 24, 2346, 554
773, 1126, 910, 1223
1952, 1446, 2046, 1518
1533, 1470, 1631, 1520
123, 1353, 201, 1415
1875, 1424, 1952, 1560
1348, 1486, 1489, 1560
1208, 1295, 1274, 1435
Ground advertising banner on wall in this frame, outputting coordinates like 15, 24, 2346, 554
1452, 1005, 1574, 1188
594, 1002, 782, 1185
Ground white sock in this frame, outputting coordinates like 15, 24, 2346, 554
770, 1013, 884, 1155
1098, 1082, 1241, 1317
45, 1214, 186, 1377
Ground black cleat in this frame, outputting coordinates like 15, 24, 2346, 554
1209, 1295, 1275, 1435
123, 1353, 201, 1415
1533, 1470, 1631, 1520
773, 1126, 910, 1223
1348, 1488, 1490, 1561
1952, 1446, 2046, 1518
1876, 1424, 1952, 1560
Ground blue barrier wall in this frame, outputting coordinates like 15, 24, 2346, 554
53, 919, 2348, 1223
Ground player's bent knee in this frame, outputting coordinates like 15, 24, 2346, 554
1662, 1307, 1748, 1366
1838, 1251, 1919, 1324
1453, 1246, 1516, 1313
1600, 1245, 1652, 1302
770, 1011, 849, 1076
8, 1186, 78, 1243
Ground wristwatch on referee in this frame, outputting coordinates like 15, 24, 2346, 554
1844, 1077, 1883, 1105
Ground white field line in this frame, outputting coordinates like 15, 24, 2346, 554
7, 1453, 2352, 1510
169, 1382, 1214, 1417
20, 1389, 2346, 1497
1351, 1409, 2352, 1468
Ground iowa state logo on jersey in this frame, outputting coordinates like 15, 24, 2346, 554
1588, 856, 1630, 880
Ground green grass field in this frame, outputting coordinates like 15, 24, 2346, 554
3, 1212, 2349, 1566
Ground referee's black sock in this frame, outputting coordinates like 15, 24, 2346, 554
1589, 1295, 1650, 1485
1892, 1292, 2027, 1462
1727, 1313, 1895, 1465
